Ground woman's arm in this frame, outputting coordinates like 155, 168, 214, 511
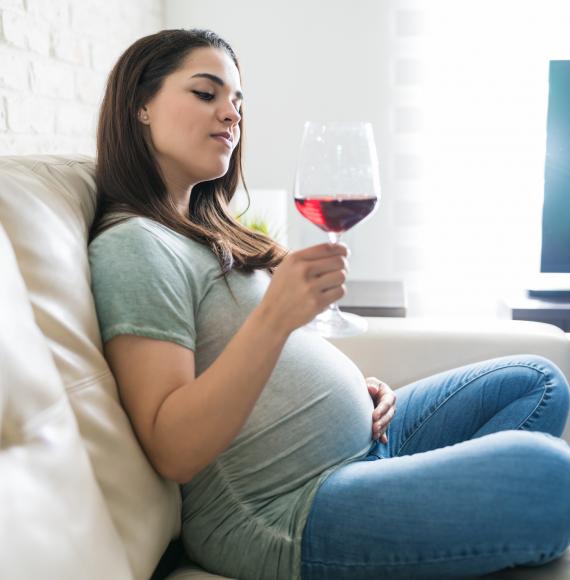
105, 303, 287, 484
104, 242, 348, 483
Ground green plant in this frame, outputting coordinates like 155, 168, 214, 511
234, 212, 286, 245
236, 213, 271, 235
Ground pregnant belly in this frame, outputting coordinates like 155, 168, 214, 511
218, 329, 375, 497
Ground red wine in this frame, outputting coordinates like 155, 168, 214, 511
294, 195, 378, 233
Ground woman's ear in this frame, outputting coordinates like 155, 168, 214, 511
138, 107, 150, 125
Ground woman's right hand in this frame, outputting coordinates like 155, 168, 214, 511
258, 242, 349, 335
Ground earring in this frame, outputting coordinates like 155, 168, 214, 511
140, 113, 149, 123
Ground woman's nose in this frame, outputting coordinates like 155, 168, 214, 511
220, 103, 241, 125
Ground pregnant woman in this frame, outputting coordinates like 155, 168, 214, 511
88, 28, 570, 580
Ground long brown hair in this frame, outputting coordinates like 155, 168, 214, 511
89, 28, 287, 278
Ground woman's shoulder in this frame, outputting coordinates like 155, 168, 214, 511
88, 215, 218, 275
91, 215, 203, 252
89, 215, 169, 246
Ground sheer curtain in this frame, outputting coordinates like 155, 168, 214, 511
401, 0, 570, 318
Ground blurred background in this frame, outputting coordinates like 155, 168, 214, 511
1, 0, 569, 319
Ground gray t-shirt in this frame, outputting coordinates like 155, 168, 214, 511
88, 217, 374, 580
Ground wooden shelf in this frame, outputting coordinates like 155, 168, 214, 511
499, 293, 570, 331
338, 280, 407, 318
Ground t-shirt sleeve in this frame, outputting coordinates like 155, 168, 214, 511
88, 220, 196, 351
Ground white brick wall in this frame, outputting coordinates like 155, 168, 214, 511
0, 0, 162, 156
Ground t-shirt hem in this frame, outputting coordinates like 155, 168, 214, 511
102, 324, 196, 351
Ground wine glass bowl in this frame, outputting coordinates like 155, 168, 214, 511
294, 196, 379, 235
293, 121, 381, 337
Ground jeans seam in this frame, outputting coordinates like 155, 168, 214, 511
302, 542, 565, 568
515, 375, 551, 431
396, 362, 549, 457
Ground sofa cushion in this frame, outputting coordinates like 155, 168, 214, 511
0, 222, 133, 579
0, 155, 180, 580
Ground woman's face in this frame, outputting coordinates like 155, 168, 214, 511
140, 47, 242, 190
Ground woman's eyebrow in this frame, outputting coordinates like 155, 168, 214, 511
190, 72, 244, 100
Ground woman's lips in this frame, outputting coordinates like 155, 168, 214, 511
211, 135, 232, 149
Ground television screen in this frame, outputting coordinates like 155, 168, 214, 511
541, 60, 570, 273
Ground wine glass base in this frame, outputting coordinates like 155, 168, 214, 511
304, 310, 368, 338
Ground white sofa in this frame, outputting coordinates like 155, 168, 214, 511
0, 155, 568, 580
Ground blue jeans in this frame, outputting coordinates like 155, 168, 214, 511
300, 355, 570, 579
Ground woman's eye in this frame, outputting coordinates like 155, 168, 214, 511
193, 91, 214, 101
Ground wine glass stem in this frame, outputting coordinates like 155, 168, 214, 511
327, 231, 342, 316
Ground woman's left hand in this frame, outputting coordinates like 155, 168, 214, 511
366, 377, 397, 443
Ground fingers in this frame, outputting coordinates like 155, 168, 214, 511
294, 244, 349, 282
372, 423, 390, 442
377, 381, 394, 399
367, 377, 392, 396
304, 255, 349, 281
366, 378, 397, 442
312, 269, 347, 292
377, 405, 396, 428
372, 405, 395, 439
288, 245, 349, 300
372, 397, 396, 422
319, 283, 346, 305
295, 242, 349, 262
367, 384, 379, 399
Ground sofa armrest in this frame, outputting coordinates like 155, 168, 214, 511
328, 317, 570, 389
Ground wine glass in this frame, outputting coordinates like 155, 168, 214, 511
293, 121, 381, 338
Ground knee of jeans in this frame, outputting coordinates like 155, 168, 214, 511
493, 429, 568, 456
490, 431, 570, 526
521, 355, 570, 410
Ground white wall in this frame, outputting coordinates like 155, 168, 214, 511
164, 0, 404, 288
0, 0, 162, 156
